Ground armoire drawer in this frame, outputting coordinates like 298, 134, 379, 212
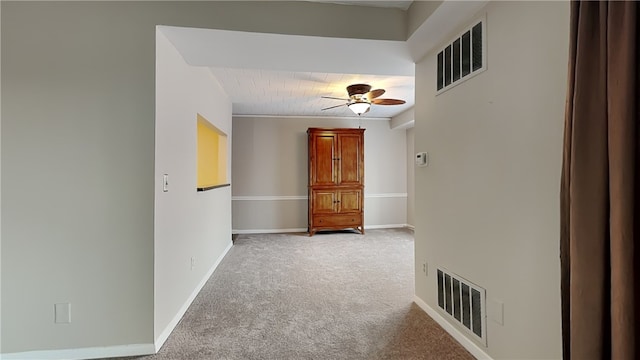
314, 214, 361, 227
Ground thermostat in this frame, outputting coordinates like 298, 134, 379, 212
415, 152, 428, 167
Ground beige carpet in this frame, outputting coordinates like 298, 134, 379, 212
112, 228, 474, 360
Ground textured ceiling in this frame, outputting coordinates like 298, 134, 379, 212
209, 68, 414, 119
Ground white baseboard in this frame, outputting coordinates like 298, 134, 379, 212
154, 241, 234, 352
405, 224, 415, 230
232, 228, 307, 234
1, 343, 155, 360
365, 224, 409, 230
413, 295, 493, 360
232, 225, 411, 235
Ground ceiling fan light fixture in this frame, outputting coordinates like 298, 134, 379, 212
348, 102, 371, 115
321, 83, 405, 115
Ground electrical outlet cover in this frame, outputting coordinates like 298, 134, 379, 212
54, 303, 71, 324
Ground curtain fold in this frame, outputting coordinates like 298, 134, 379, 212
561, 1, 639, 359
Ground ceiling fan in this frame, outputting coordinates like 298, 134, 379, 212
321, 83, 406, 115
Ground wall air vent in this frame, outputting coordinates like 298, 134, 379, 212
437, 267, 487, 346
436, 17, 486, 93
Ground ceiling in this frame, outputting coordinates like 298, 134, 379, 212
161, 1, 488, 120
162, 20, 416, 120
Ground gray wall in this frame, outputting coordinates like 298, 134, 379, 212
1, 1, 571, 358
232, 117, 408, 232
406, 127, 415, 227
0, 2, 3, 354
2, 2, 157, 352
407, 0, 443, 37
389, 109, 414, 228
1, 1, 406, 355
413, 1, 569, 358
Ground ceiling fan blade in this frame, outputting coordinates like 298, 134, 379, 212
366, 89, 385, 100
372, 98, 406, 105
321, 103, 348, 111
322, 96, 349, 101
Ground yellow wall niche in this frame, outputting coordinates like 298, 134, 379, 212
197, 114, 227, 190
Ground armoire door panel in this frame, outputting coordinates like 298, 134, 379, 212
312, 190, 337, 214
311, 134, 337, 186
339, 190, 361, 212
338, 134, 362, 185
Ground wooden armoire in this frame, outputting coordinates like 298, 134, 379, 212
307, 128, 364, 236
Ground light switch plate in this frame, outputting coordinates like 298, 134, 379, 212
488, 299, 504, 325
163, 174, 169, 192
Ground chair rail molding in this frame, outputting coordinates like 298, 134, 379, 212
232, 193, 408, 201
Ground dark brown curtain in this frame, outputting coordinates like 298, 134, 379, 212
561, 1, 639, 359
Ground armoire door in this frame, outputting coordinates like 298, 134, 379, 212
337, 133, 363, 186
338, 190, 362, 213
311, 190, 337, 214
310, 133, 337, 186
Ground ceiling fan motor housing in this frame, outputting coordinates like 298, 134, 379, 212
347, 84, 372, 97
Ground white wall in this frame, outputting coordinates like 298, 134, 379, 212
154, 29, 232, 348
232, 117, 408, 232
414, 1, 569, 359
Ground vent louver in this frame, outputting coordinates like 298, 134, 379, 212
436, 17, 486, 93
437, 268, 487, 346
